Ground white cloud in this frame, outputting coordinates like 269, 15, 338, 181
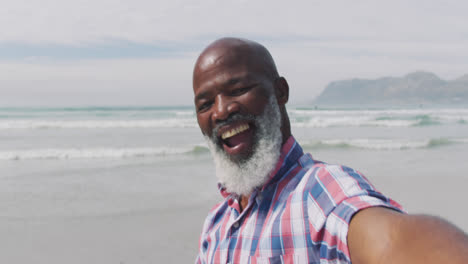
1, 0, 467, 44
0, 0, 467, 106
0, 56, 196, 81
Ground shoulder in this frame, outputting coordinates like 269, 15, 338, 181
297, 159, 386, 203
293, 156, 403, 227
292, 157, 404, 260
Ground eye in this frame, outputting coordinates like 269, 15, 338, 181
197, 101, 213, 113
230, 86, 252, 96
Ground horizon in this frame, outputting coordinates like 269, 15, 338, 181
1, 103, 467, 110
2, 69, 467, 108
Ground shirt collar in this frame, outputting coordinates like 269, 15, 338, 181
218, 135, 304, 198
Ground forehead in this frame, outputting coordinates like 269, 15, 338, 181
193, 48, 264, 92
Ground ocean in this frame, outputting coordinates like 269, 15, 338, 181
1, 106, 468, 263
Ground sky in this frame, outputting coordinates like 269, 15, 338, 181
1, 0, 467, 106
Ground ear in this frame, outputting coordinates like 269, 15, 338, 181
274, 77, 289, 105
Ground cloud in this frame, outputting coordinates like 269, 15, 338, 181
0, 0, 467, 106
2, 0, 467, 44
0, 41, 200, 60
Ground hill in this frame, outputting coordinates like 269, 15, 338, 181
313, 71, 468, 106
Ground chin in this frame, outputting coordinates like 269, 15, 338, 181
204, 95, 283, 196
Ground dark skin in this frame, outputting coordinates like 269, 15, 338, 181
193, 38, 291, 210
193, 38, 468, 263
193, 38, 291, 147
349, 207, 468, 264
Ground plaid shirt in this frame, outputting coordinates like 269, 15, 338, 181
196, 136, 403, 264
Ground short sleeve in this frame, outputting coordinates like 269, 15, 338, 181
305, 164, 403, 262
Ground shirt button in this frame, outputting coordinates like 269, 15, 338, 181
233, 222, 239, 228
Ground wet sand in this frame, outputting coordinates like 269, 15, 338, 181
1, 146, 467, 263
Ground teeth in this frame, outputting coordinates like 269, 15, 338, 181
221, 124, 250, 140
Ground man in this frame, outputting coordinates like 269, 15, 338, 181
193, 37, 468, 263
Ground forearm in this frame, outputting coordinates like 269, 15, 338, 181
390, 214, 468, 264
349, 207, 468, 264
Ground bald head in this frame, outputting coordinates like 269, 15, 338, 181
193, 38, 279, 88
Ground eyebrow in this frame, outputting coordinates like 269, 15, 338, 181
225, 77, 243, 86
194, 75, 253, 102
195, 91, 210, 102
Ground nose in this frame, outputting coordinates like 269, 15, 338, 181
211, 94, 240, 123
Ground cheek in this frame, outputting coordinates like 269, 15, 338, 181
244, 95, 270, 115
196, 114, 212, 136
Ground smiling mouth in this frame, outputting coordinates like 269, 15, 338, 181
221, 123, 249, 140
217, 122, 255, 156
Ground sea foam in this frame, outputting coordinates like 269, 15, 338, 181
1, 108, 467, 129
0, 119, 198, 129
0, 145, 209, 160
301, 137, 468, 151
2, 137, 467, 161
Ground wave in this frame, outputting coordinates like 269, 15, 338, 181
290, 108, 468, 116
412, 115, 441, 126
292, 117, 418, 128
1, 107, 468, 129
0, 106, 194, 112
0, 117, 462, 129
3, 137, 467, 161
0, 145, 210, 161
291, 113, 463, 128
301, 138, 468, 151
0, 107, 196, 121
0, 119, 199, 129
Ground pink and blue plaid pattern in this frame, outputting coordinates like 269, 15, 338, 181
196, 136, 403, 264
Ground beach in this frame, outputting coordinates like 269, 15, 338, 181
1, 106, 467, 263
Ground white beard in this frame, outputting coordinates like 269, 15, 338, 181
204, 96, 283, 196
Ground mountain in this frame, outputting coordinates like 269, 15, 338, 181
313, 71, 468, 106
455, 74, 468, 82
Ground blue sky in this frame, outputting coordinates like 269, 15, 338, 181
1, 0, 467, 106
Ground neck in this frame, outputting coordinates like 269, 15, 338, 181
280, 111, 291, 145
239, 195, 250, 212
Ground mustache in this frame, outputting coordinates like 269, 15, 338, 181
211, 113, 256, 141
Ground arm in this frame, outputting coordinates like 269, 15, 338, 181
348, 207, 468, 264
